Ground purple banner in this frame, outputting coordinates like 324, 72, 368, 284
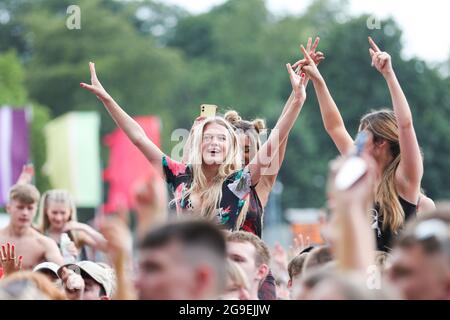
0, 107, 30, 206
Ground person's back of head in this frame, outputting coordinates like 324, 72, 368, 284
390, 209, 450, 299
138, 220, 227, 300
308, 272, 401, 300
287, 253, 308, 288
395, 209, 450, 260
302, 245, 334, 276
374, 250, 392, 274
292, 264, 335, 300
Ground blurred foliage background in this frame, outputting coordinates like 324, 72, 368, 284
0, 0, 449, 210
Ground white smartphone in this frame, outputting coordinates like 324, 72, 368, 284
334, 132, 368, 191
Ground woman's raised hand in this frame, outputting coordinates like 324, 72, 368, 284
368, 36, 393, 77
80, 62, 111, 101
286, 62, 307, 102
16, 164, 34, 185
292, 44, 323, 83
292, 37, 325, 75
294, 37, 325, 67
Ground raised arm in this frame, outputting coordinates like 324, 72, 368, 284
368, 37, 423, 201
257, 38, 325, 206
64, 221, 108, 252
248, 48, 308, 186
80, 62, 164, 164
133, 175, 168, 241
255, 94, 294, 206
298, 47, 354, 155
99, 218, 137, 300
329, 155, 377, 271
0, 243, 23, 276
16, 164, 34, 185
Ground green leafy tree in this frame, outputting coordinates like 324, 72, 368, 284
0, 50, 51, 194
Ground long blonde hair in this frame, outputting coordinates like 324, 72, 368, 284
36, 189, 80, 245
359, 109, 404, 233
182, 117, 242, 221
225, 258, 250, 290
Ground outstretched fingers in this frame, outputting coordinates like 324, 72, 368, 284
369, 48, 378, 67
1, 245, 6, 261
6, 243, 11, 259
378, 53, 389, 69
286, 63, 296, 83
89, 61, 98, 83
10, 244, 15, 260
79, 82, 96, 93
300, 45, 313, 62
306, 37, 312, 53
311, 37, 320, 53
314, 52, 325, 65
292, 58, 307, 70
368, 36, 381, 52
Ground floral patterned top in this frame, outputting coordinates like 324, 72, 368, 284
240, 187, 264, 238
162, 155, 253, 231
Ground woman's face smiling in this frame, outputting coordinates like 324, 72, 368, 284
202, 123, 230, 166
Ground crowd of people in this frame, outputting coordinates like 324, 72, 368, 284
0, 36, 448, 300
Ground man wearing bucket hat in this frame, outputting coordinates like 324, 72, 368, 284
58, 260, 115, 300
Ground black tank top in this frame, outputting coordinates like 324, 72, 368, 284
372, 196, 417, 252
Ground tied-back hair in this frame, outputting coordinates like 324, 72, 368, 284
224, 110, 266, 151
182, 117, 242, 222
359, 109, 404, 233
36, 189, 80, 245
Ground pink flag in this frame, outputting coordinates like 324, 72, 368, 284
102, 116, 161, 213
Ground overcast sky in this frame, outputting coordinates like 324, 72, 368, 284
161, 0, 450, 64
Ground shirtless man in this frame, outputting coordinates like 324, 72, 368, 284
0, 184, 64, 272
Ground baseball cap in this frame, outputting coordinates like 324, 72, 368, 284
33, 262, 60, 277
57, 261, 115, 298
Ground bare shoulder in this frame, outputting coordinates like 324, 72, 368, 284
32, 229, 58, 247
417, 195, 436, 215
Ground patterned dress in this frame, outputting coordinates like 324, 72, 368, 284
163, 155, 277, 300
162, 155, 251, 230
